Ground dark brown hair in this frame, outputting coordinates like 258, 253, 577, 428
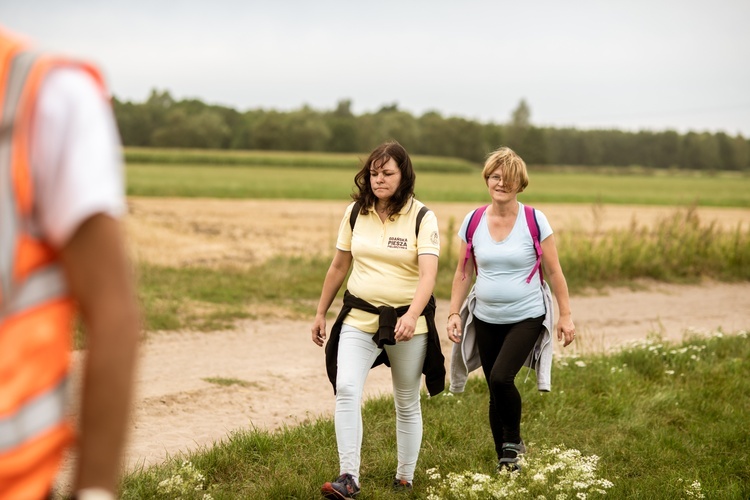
352, 141, 415, 218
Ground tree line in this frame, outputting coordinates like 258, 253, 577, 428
114, 90, 750, 171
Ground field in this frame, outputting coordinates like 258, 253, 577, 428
126, 197, 750, 270
126, 162, 750, 206
60, 150, 750, 498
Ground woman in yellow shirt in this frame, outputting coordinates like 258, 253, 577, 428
311, 141, 443, 498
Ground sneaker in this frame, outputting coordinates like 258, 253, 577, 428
392, 478, 413, 492
517, 439, 527, 455
497, 460, 522, 473
321, 473, 360, 499
497, 442, 525, 472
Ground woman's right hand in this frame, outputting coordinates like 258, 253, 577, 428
311, 315, 327, 347
446, 313, 462, 343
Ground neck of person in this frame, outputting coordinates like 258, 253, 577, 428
375, 198, 390, 214
489, 197, 518, 217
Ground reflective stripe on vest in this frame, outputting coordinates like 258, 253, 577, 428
0, 43, 71, 453
0, 51, 37, 304
0, 380, 67, 452
0, 265, 68, 321
1, 48, 69, 316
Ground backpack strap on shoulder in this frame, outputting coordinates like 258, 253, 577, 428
350, 201, 429, 238
415, 205, 429, 237
349, 202, 361, 231
461, 204, 489, 280
524, 204, 544, 284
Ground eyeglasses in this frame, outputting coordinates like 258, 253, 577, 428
487, 175, 503, 183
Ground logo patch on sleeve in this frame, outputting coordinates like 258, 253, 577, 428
430, 231, 439, 245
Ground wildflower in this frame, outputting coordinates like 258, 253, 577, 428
575, 360, 587, 368
665, 370, 675, 375
156, 461, 209, 497
425, 445, 613, 499
684, 479, 706, 498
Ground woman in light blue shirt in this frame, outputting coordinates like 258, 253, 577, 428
446, 146, 576, 472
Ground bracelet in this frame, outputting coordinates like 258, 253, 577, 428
447, 312, 460, 320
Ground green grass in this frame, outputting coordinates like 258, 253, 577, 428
118, 331, 750, 499
125, 147, 479, 172
126, 162, 750, 207
553, 207, 750, 291
525, 171, 750, 206
135, 208, 750, 332
136, 256, 331, 331
202, 377, 254, 388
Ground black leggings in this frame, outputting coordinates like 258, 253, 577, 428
474, 314, 544, 459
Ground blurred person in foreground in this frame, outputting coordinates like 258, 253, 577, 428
447, 146, 575, 473
0, 27, 139, 500
311, 141, 444, 497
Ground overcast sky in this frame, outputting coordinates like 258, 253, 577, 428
3, 0, 749, 136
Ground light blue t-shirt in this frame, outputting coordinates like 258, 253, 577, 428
458, 202, 553, 324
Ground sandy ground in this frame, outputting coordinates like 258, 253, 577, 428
58, 198, 750, 488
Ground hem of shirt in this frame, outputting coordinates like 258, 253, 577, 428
50, 201, 124, 249
342, 317, 430, 336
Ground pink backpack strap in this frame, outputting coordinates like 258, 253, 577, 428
461, 205, 488, 280
524, 204, 544, 284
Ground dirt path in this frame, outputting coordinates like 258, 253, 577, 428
65, 281, 748, 476
57, 198, 750, 487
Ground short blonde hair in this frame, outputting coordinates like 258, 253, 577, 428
481, 147, 529, 193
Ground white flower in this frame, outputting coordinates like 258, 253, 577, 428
427, 444, 613, 498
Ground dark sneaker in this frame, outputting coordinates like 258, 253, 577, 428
321, 473, 360, 499
392, 478, 413, 492
497, 460, 522, 472
497, 442, 524, 472
517, 439, 527, 455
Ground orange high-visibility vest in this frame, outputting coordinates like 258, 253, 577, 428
0, 29, 107, 499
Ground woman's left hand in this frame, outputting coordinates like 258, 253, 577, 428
557, 314, 576, 347
394, 313, 417, 342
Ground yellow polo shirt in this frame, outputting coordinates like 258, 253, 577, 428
336, 198, 440, 334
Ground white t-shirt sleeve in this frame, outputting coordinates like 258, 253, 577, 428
534, 209, 554, 241
31, 67, 125, 250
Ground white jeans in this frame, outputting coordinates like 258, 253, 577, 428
335, 325, 427, 483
